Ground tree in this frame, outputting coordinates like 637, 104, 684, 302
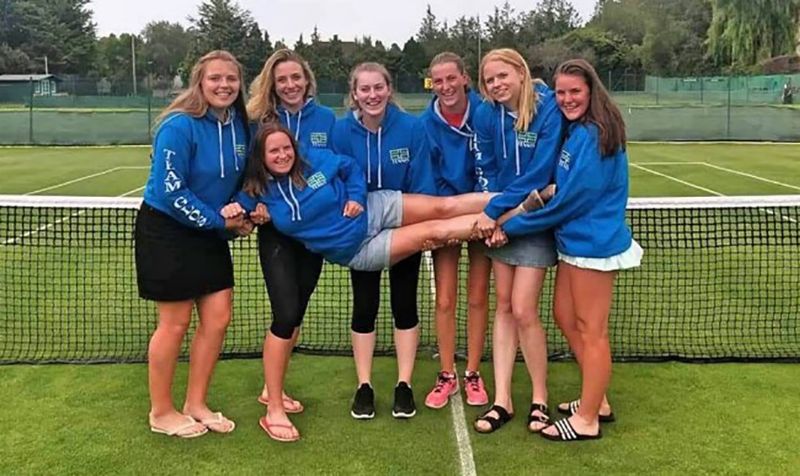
708, 0, 800, 70
0, 43, 33, 73
519, 0, 581, 46
484, 2, 519, 49
140, 21, 193, 80
0, 0, 95, 74
186, 0, 267, 80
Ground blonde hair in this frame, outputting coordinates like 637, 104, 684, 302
479, 48, 541, 132
346, 62, 400, 111
154, 50, 246, 127
247, 49, 318, 123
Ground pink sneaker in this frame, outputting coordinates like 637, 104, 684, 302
424, 372, 459, 409
464, 372, 489, 406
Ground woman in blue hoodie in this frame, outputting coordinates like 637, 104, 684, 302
245, 48, 337, 441
135, 50, 252, 438
331, 62, 437, 421
471, 48, 565, 435
420, 52, 492, 410
493, 59, 642, 442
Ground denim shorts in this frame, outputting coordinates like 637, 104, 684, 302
347, 190, 403, 271
485, 230, 557, 268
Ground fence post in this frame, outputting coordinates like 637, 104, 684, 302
700, 78, 704, 104
28, 78, 34, 144
147, 93, 152, 142
655, 76, 659, 105
726, 76, 731, 139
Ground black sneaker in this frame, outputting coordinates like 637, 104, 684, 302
351, 383, 375, 419
392, 381, 417, 419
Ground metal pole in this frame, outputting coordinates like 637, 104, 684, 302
28, 78, 34, 144
44, 56, 48, 75
476, 14, 481, 76
726, 76, 731, 139
131, 36, 137, 95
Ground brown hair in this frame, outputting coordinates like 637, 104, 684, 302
242, 121, 307, 197
346, 62, 401, 110
154, 50, 248, 127
428, 51, 472, 90
554, 59, 627, 156
247, 48, 318, 123
479, 48, 543, 132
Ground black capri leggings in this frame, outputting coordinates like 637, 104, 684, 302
258, 223, 323, 339
350, 252, 422, 334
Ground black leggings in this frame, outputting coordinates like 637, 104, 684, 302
258, 223, 323, 339
350, 252, 422, 333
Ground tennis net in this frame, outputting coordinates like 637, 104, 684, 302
1, 194, 798, 363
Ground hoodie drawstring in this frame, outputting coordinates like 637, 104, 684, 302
276, 181, 302, 222
377, 127, 383, 189
365, 132, 371, 185
500, 106, 508, 162
283, 109, 303, 141
217, 121, 225, 178
231, 124, 239, 172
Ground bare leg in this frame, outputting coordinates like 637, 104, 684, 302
263, 330, 299, 440
465, 242, 491, 373
402, 193, 494, 225
260, 329, 303, 411
395, 326, 419, 384
432, 245, 461, 374
183, 289, 233, 431
474, 261, 518, 432
553, 264, 612, 414
510, 266, 550, 431
148, 300, 205, 433
352, 331, 376, 385
543, 263, 616, 437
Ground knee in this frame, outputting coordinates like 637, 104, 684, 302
352, 312, 377, 334
200, 311, 231, 335
466, 294, 487, 314
156, 318, 191, 338
270, 321, 297, 340
433, 196, 459, 216
511, 307, 541, 330
435, 294, 457, 317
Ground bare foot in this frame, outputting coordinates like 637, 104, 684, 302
149, 410, 207, 437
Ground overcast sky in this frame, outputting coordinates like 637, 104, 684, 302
90, 0, 598, 46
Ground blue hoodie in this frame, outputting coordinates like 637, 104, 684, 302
236, 148, 369, 266
473, 83, 566, 220
277, 97, 337, 151
502, 122, 632, 258
331, 103, 436, 194
421, 89, 483, 196
143, 109, 248, 231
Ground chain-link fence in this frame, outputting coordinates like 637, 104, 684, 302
1, 73, 798, 145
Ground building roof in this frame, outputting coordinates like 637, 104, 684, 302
0, 74, 60, 82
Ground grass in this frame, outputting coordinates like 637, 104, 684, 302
1, 356, 798, 475
0, 143, 799, 474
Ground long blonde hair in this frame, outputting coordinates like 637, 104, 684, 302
346, 62, 401, 111
247, 49, 318, 123
479, 48, 541, 132
154, 50, 247, 127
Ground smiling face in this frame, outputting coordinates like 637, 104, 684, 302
555, 73, 590, 122
201, 59, 240, 113
482, 59, 523, 110
430, 61, 469, 114
263, 131, 296, 176
273, 60, 309, 112
352, 70, 391, 120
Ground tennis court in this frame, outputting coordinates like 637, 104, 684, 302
1, 143, 799, 474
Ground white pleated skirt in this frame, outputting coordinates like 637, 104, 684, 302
558, 239, 643, 272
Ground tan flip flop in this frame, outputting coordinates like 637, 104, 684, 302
149, 415, 208, 438
199, 412, 236, 433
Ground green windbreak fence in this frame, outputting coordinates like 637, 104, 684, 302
1, 74, 799, 145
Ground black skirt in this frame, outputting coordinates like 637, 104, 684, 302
134, 202, 233, 301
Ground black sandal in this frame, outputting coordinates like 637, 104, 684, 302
474, 405, 513, 434
540, 418, 602, 442
557, 399, 616, 423
527, 403, 550, 433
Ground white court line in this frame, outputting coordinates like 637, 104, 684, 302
700, 163, 800, 192
449, 387, 477, 476
631, 163, 797, 223
635, 161, 705, 166
24, 166, 147, 196
630, 163, 724, 196
422, 250, 477, 476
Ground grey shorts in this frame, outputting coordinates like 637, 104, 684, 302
347, 190, 404, 271
485, 231, 557, 268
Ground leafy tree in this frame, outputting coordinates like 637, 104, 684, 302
186, 0, 267, 80
483, 1, 519, 49
0, 43, 33, 73
140, 21, 193, 80
708, 0, 800, 70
